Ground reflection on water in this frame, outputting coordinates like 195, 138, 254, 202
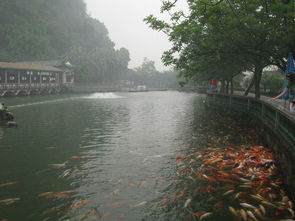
0, 92, 290, 221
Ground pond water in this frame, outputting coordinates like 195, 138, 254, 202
0, 91, 291, 221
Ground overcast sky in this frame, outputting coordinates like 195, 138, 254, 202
84, 0, 186, 71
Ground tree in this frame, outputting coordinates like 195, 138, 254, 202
0, 0, 130, 84
145, 0, 295, 98
135, 57, 158, 75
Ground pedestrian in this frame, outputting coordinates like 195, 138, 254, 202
270, 74, 295, 112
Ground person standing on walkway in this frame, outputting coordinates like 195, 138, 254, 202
270, 74, 295, 111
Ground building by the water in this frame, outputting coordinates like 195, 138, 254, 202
0, 60, 74, 97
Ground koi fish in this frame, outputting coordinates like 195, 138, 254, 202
132, 201, 147, 208
288, 208, 295, 218
0, 198, 20, 206
217, 177, 236, 183
261, 200, 278, 208
38, 190, 71, 198
38, 192, 54, 198
200, 212, 212, 220
42, 207, 56, 215
59, 169, 71, 178
240, 203, 256, 209
49, 161, 68, 168
170, 194, 177, 201
254, 208, 263, 218
259, 204, 266, 216
240, 177, 251, 182
112, 179, 124, 185
282, 196, 289, 203
183, 198, 192, 208
0, 181, 17, 188
240, 209, 247, 221
128, 183, 135, 187
239, 184, 252, 188
69, 199, 87, 210
250, 194, 266, 202
80, 208, 98, 220
287, 200, 293, 209
138, 180, 147, 188
223, 190, 234, 196
107, 201, 125, 207
161, 198, 169, 205
228, 206, 238, 217
110, 189, 120, 196
234, 192, 243, 199
192, 211, 206, 217
247, 210, 258, 221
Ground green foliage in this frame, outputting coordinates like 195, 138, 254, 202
145, 0, 295, 97
122, 58, 182, 89
261, 72, 284, 94
0, 0, 130, 84
134, 57, 158, 75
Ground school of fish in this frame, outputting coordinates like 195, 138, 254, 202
151, 144, 295, 220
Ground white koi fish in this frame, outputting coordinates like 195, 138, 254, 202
223, 190, 234, 196
0, 198, 20, 206
247, 210, 258, 221
200, 212, 212, 220
132, 201, 147, 208
259, 204, 266, 216
240, 203, 256, 209
183, 198, 192, 208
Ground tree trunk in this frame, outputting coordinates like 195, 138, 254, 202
226, 80, 229, 94
244, 75, 255, 96
230, 77, 234, 94
254, 65, 263, 99
220, 79, 225, 93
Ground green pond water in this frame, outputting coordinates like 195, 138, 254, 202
0, 91, 280, 221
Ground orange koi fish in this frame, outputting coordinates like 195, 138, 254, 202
0, 181, 17, 188
161, 198, 169, 205
69, 199, 87, 209
42, 207, 56, 215
217, 177, 237, 184
192, 211, 206, 217
107, 201, 125, 207
240, 209, 247, 221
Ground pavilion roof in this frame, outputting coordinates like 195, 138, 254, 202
0, 62, 63, 72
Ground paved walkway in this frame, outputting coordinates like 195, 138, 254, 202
231, 91, 295, 119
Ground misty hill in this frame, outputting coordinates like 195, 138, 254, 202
0, 0, 130, 83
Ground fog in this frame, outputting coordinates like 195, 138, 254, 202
85, 0, 187, 71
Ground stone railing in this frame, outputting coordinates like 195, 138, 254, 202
206, 92, 295, 201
